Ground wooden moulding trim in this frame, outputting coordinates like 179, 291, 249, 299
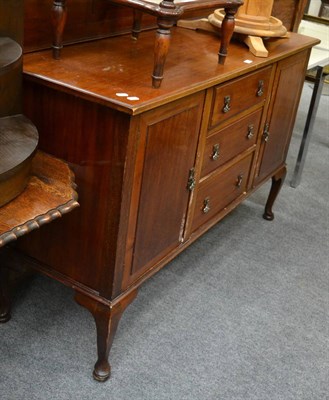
0, 199, 79, 248
16, 251, 113, 307
21, 247, 131, 308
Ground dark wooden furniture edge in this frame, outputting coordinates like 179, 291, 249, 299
0, 199, 79, 247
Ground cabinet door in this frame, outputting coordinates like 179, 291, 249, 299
255, 50, 309, 183
125, 92, 204, 283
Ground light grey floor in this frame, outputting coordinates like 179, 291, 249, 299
0, 83, 328, 400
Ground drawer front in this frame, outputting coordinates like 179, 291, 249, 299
201, 108, 262, 178
192, 154, 253, 232
209, 66, 272, 129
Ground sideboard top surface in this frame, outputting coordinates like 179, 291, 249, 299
23, 28, 319, 115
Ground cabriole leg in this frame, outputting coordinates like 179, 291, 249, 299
263, 166, 287, 221
74, 289, 138, 381
218, 7, 237, 64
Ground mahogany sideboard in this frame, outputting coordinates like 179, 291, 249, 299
19, 28, 318, 381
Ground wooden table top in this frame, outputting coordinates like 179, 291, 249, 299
23, 27, 319, 115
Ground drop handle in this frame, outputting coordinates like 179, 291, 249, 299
187, 168, 196, 191
211, 144, 220, 160
257, 80, 264, 97
202, 197, 211, 214
263, 122, 270, 142
247, 124, 254, 140
236, 174, 243, 188
222, 95, 231, 113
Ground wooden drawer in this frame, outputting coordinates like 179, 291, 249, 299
201, 108, 262, 178
192, 154, 253, 232
209, 66, 272, 129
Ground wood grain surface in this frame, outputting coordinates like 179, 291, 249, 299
0, 151, 79, 247
23, 28, 318, 115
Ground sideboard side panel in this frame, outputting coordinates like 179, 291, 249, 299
19, 80, 131, 294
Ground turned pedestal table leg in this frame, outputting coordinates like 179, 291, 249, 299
263, 166, 287, 221
52, 0, 67, 59
218, 7, 238, 65
0, 265, 11, 323
75, 289, 138, 381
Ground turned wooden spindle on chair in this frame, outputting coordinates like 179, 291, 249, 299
51, 0, 243, 88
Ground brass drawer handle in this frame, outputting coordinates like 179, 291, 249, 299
257, 80, 264, 97
211, 144, 220, 160
202, 197, 210, 214
187, 167, 196, 191
236, 174, 243, 188
247, 124, 254, 140
263, 122, 270, 142
222, 95, 231, 113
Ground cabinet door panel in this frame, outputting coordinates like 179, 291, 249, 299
256, 51, 308, 182
128, 92, 204, 279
